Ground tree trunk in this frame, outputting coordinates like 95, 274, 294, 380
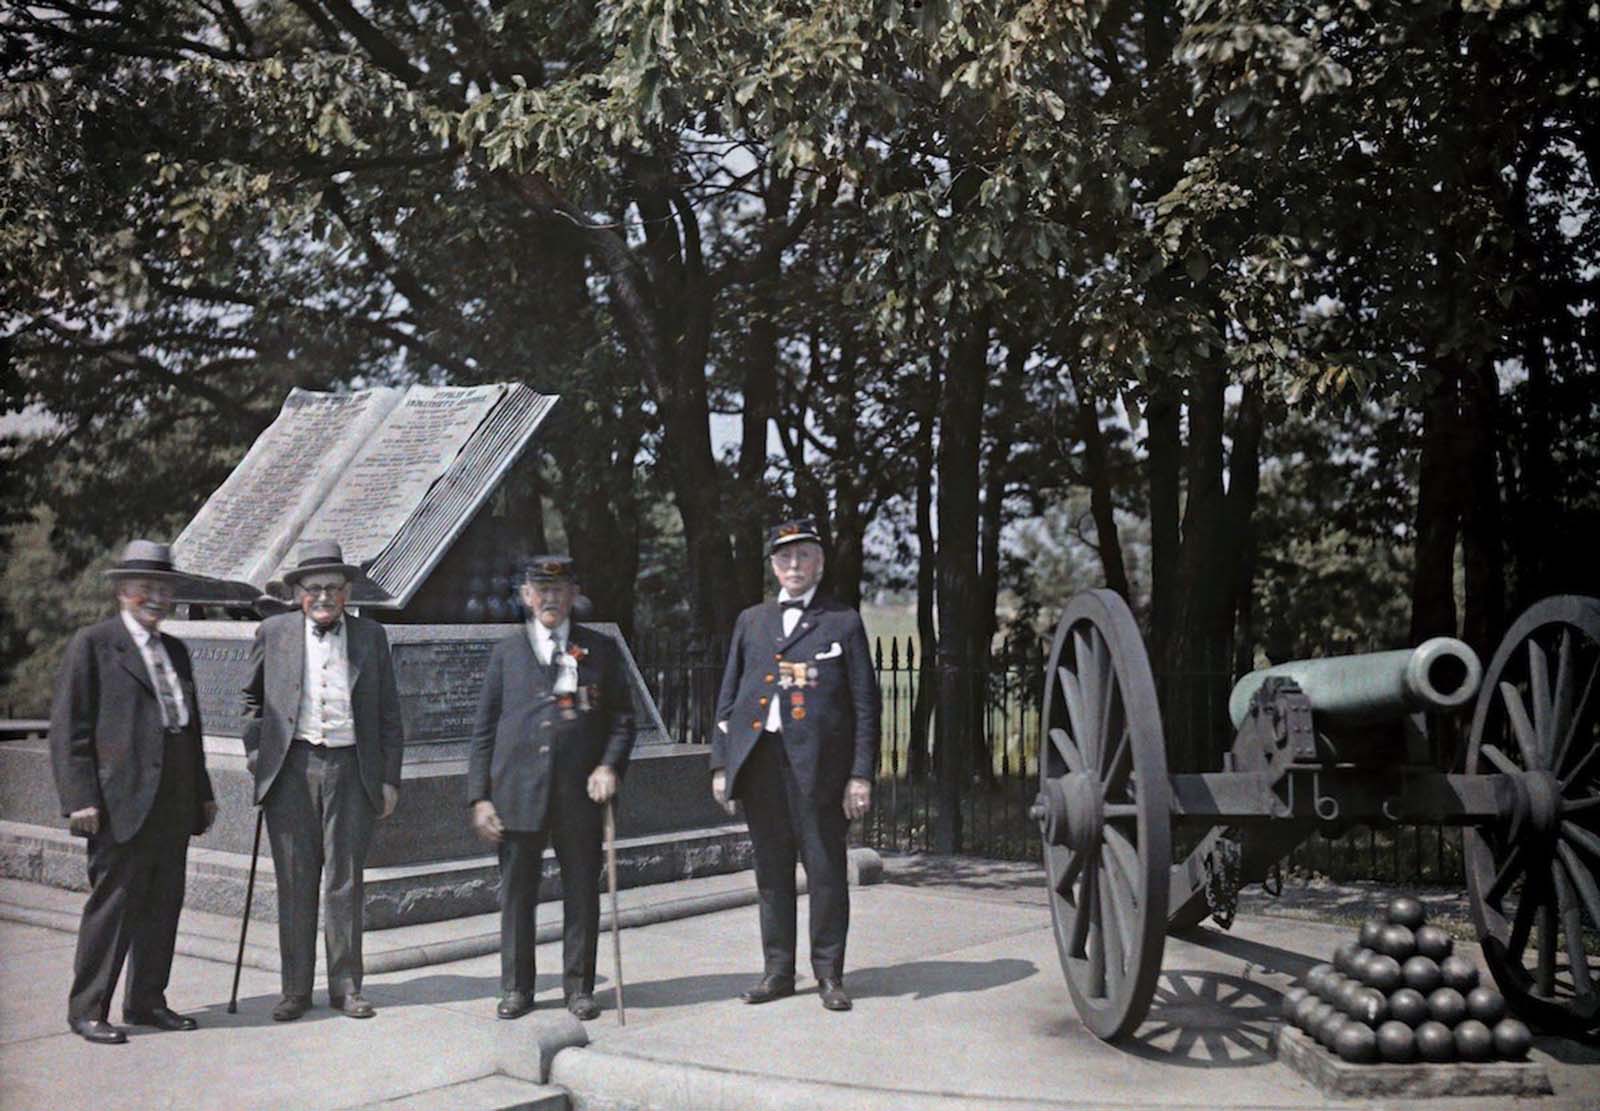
1226, 380, 1265, 680
1146, 385, 1182, 666
933, 307, 991, 853
1409, 370, 1463, 643
1070, 366, 1131, 599
1459, 357, 1505, 658
909, 380, 939, 781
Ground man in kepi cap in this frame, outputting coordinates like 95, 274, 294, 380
50, 540, 218, 1044
713, 517, 880, 1011
468, 555, 635, 1021
241, 540, 404, 1021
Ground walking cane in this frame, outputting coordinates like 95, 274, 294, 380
604, 799, 626, 1026
228, 808, 264, 1014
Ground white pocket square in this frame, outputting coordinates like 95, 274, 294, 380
814, 642, 843, 660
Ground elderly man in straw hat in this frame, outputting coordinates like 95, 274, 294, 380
50, 539, 218, 1044
241, 540, 404, 1022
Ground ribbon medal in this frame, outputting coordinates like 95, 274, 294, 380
790, 690, 806, 720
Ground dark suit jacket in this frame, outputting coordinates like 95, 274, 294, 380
49, 615, 215, 843
713, 594, 880, 803
467, 623, 635, 833
241, 612, 405, 810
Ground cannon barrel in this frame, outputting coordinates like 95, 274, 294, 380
1227, 637, 1483, 728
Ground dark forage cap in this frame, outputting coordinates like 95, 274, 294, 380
105, 539, 184, 581
766, 516, 822, 554
282, 540, 362, 587
523, 555, 577, 584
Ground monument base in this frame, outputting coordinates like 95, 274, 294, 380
1274, 1025, 1553, 1099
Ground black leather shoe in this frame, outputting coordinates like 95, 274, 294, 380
70, 1018, 126, 1045
330, 992, 376, 1019
566, 993, 600, 1021
740, 974, 796, 1005
272, 995, 311, 1022
122, 1006, 197, 1031
818, 978, 852, 1011
497, 991, 534, 1020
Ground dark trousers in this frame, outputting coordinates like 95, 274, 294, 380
498, 791, 602, 999
740, 732, 849, 981
263, 741, 375, 999
68, 728, 195, 1023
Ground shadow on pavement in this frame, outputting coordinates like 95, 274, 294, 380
190, 994, 361, 1028
1119, 970, 1282, 1069
595, 972, 756, 1010
847, 957, 1037, 1001
359, 971, 560, 1007
1173, 926, 1320, 981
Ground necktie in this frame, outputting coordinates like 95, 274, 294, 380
780, 599, 805, 609
313, 619, 342, 639
145, 639, 183, 728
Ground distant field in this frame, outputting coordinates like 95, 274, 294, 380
861, 600, 920, 653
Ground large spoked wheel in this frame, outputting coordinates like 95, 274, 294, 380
1033, 589, 1171, 1041
1465, 595, 1600, 1037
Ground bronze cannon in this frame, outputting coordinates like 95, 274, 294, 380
1032, 591, 1600, 1040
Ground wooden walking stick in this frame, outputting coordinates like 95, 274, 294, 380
604, 798, 626, 1026
228, 808, 264, 1014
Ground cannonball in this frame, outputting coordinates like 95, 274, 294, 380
1349, 987, 1389, 1028
1318, 1010, 1352, 1050
1307, 999, 1335, 1033
1388, 895, 1427, 929
1376, 1019, 1417, 1063
1334, 978, 1366, 1014
1335, 940, 1363, 976
1378, 923, 1417, 961
1335, 1020, 1380, 1063
1281, 985, 1310, 1023
1363, 954, 1404, 993
1350, 947, 1380, 980
1318, 972, 1350, 1004
1359, 917, 1386, 950
1402, 955, 1443, 995
1388, 987, 1430, 1028
1440, 954, 1480, 993
1492, 1018, 1533, 1061
1427, 986, 1468, 1027
1465, 985, 1507, 1026
1305, 962, 1335, 994
1416, 1020, 1457, 1062
1454, 1018, 1494, 1061
1293, 993, 1322, 1031
1414, 924, 1453, 962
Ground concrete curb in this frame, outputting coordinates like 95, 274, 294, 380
545, 1046, 1329, 1111
0, 848, 885, 977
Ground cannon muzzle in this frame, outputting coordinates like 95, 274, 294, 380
1228, 637, 1483, 728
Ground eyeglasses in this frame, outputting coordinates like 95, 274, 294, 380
299, 583, 348, 598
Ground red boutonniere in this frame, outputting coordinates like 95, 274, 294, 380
566, 643, 587, 662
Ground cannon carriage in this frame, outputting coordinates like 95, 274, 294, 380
1031, 591, 1600, 1041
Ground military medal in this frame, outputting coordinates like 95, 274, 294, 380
791, 690, 806, 720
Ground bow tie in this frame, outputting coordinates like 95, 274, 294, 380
312, 619, 343, 639
780, 599, 806, 610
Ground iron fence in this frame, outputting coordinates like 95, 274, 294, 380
633, 632, 1467, 883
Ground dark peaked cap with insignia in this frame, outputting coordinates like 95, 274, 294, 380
104, 539, 185, 581
766, 516, 822, 554
523, 555, 577, 584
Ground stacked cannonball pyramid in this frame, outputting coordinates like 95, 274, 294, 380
1280, 896, 1534, 1065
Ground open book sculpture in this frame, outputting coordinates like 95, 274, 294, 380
171, 383, 556, 608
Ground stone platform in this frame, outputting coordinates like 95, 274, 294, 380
1274, 1024, 1554, 1099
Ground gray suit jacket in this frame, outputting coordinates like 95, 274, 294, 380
49, 616, 214, 843
241, 612, 405, 810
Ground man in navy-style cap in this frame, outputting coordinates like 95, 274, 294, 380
712, 517, 880, 1011
468, 555, 635, 1021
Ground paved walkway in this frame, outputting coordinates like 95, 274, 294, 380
2, 857, 1596, 1111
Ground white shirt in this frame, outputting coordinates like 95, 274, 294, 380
120, 609, 189, 729
297, 619, 356, 747
527, 618, 578, 693
766, 586, 816, 732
